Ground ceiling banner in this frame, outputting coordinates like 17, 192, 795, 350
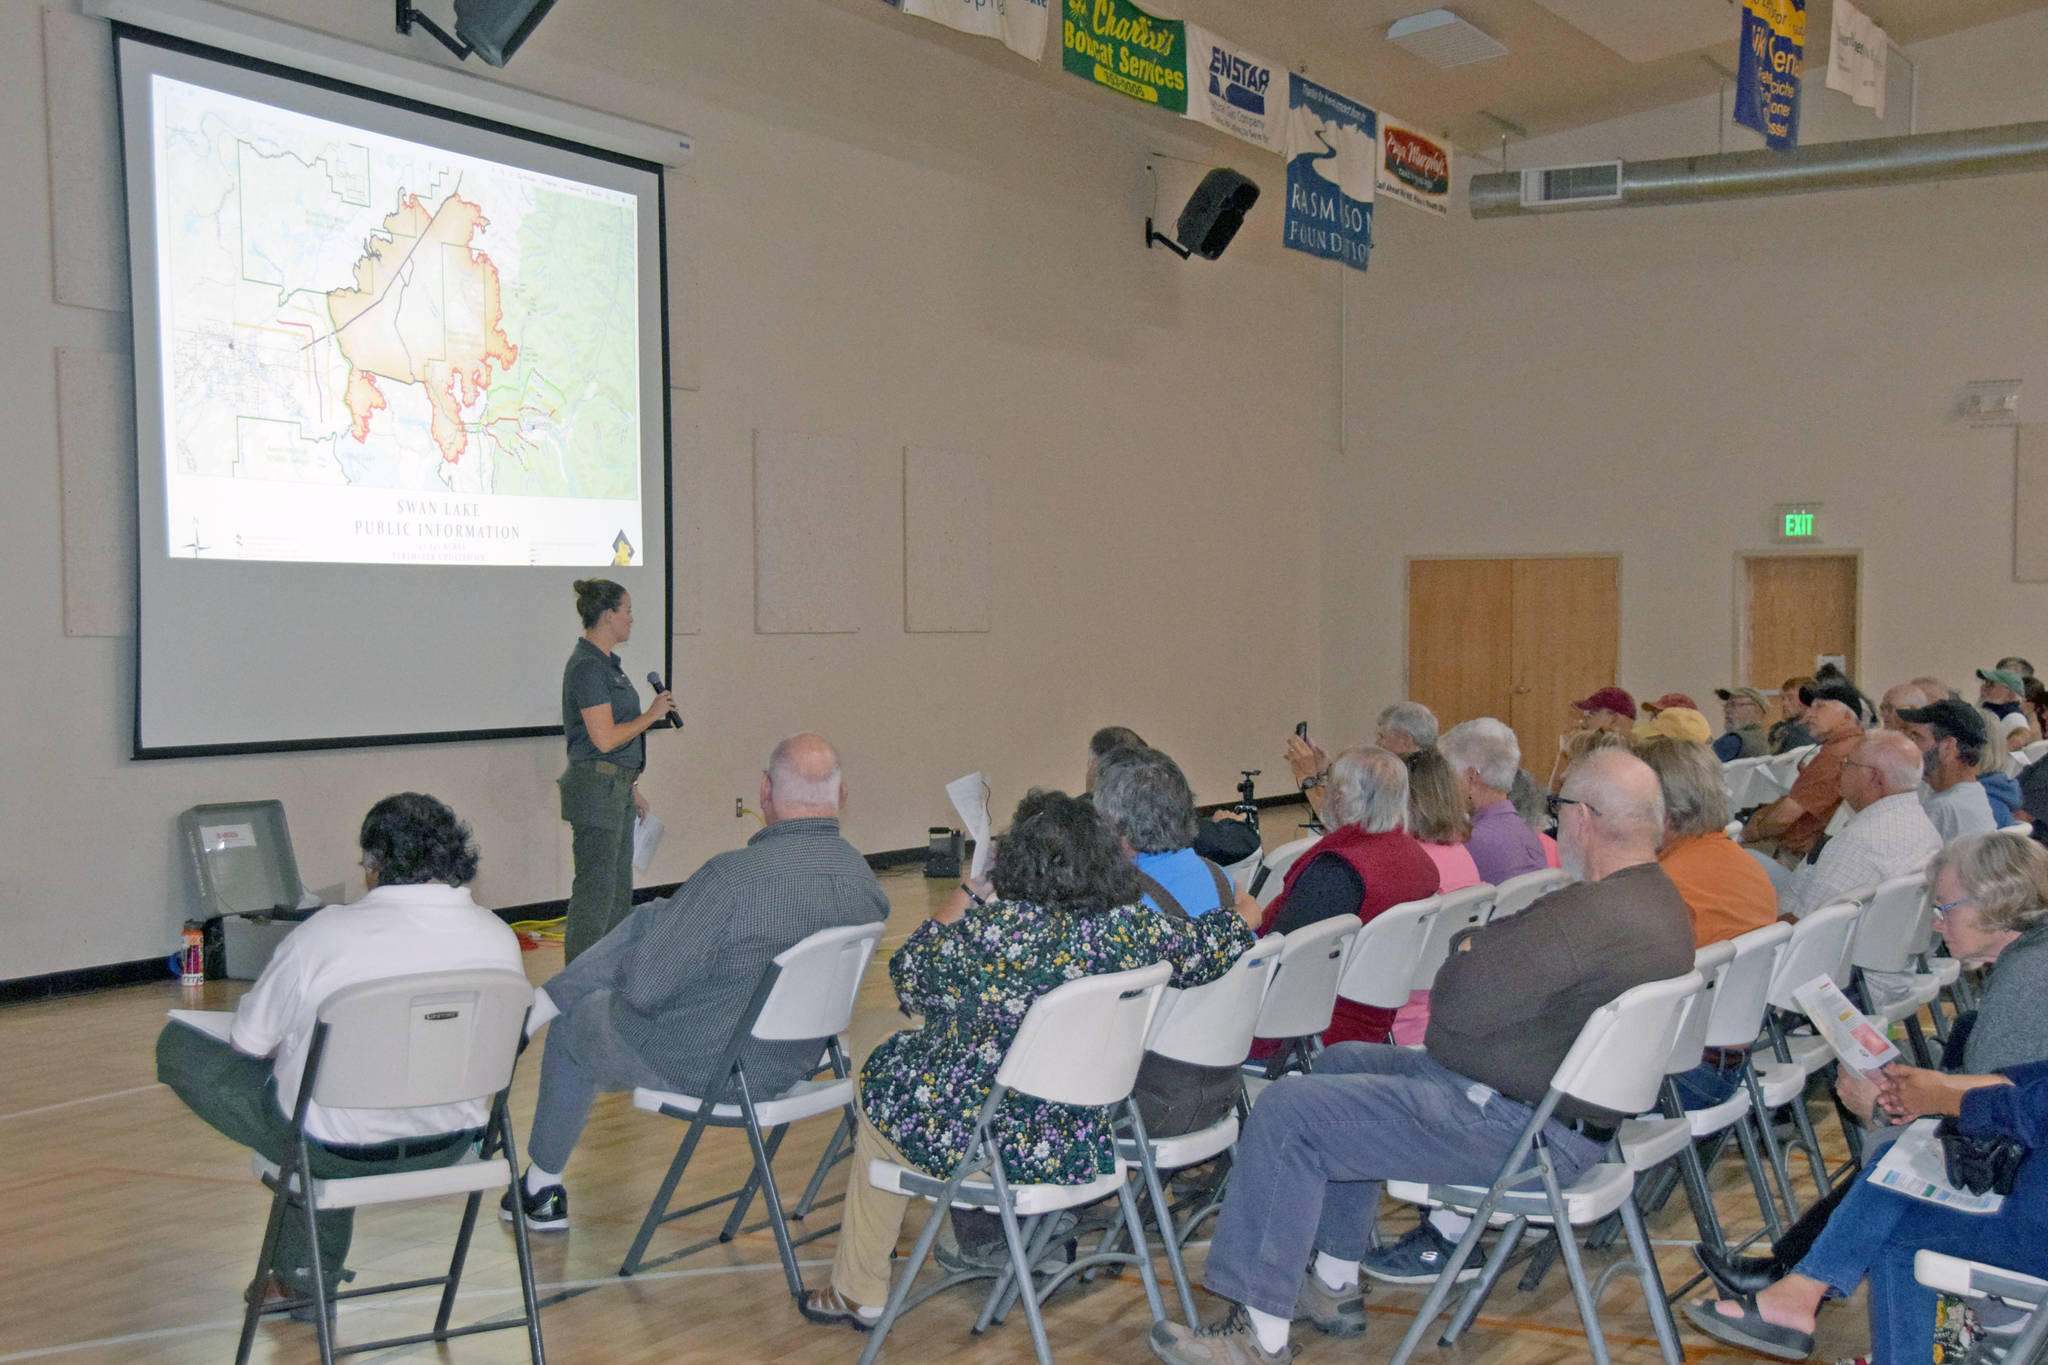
1183, 25, 1281, 152
1375, 116, 1452, 217
1282, 73, 1375, 271
1825, 0, 1887, 118
1061, 0, 1188, 112
1734, 0, 1805, 151
900, 0, 1050, 63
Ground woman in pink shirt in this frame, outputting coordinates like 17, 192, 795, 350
1392, 748, 1479, 1043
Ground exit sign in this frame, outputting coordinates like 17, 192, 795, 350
1772, 503, 1822, 543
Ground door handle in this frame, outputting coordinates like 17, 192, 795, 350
1512, 686, 1530, 695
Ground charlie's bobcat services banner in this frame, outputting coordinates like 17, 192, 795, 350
1061, 0, 1187, 112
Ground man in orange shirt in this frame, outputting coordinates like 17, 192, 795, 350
1636, 737, 1778, 946
1742, 694, 1864, 868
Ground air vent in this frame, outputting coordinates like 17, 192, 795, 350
1519, 161, 1624, 207
1386, 9, 1509, 68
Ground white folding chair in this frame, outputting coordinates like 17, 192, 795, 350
856, 962, 1173, 1365
1848, 872, 1941, 1066
2025, 739, 2048, 765
1758, 898, 1866, 1186
1408, 884, 1496, 1000
1336, 895, 1441, 1033
1917, 1250, 2048, 1365
1762, 745, 1815, 798
1249, 835, 1318, 908
237, 969, 542, 1365
1219, 846, 1265, 894
1721, 756, 1769, 809
1245, 913, 1361, 1080
619, 921, 883, 1297
1120, 936, 1285, 1323
1383, 970, 1705, 1365
1487, 868, 1571, 922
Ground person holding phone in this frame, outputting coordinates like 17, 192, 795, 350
558, 578, 676, 963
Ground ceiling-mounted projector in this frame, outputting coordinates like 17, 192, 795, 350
396, 0, 559, 68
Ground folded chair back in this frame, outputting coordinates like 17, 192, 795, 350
1146, 936, 1284, 1068
1662, 942, 1735, 1073
1488, 869, 1571, 922
1410, 884, 1495, 993
309, 969, 532, 1110
1702, 922, 1792, 1050
1250, 914, 1359, 1040
1850, 873, 1934, 975
1336, 896, 1440, 1011
752, 922, 885, 1041
1766, 899, 1863, 1009
994, 961, 1171, 1107
1549, 971, 1706, 1119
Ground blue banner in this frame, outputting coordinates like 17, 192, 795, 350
1282, 74, 1375, 272
1734, 0, 1805, 151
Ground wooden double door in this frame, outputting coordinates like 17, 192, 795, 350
1408, 556, 1620, 782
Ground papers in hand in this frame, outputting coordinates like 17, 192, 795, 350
1790, 973, 1901, 1073
167, 1008, 235, 1042
632, 813, 664, 871
1870, 1118, 2005, 1214
945, 771, 993, 881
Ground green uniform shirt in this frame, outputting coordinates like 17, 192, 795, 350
562, 637, 645, 770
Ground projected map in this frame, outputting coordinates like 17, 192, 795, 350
149, 74, 646, 566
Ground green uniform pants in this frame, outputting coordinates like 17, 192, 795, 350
155, 1022, 476, 1292
559, 762, 637, 963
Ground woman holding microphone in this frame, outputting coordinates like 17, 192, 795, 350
559, 578, 675, 962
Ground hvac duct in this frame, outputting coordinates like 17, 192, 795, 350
1469, 119, 2048, 218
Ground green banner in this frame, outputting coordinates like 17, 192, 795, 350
1061, 0, 1187, 112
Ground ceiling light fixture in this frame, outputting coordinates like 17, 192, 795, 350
1386, 9, 1509, 68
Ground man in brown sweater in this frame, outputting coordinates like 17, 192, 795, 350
1149, 750, 1695, 1365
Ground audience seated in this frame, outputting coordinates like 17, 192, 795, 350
1700, 832, 2048, 1298
1899, 699, 1999, 842
1768, 676, 1815, 753
1780, 732, 1942, 920
1635, 736, 1778, 947
155, 794, 523, 1307
1507, 768, 1565, 868
1879, 680, 1933, 732
1547, 686, 1635, 790
1285, 701, 1439, 822
800, 791, 1254, 1330
1712, 686, 1772, 760
1146, 751, 1694, 1364
1634, 705, 1712, 745
1441, 718, 1549, 883
1684, 1059, 2048, 1365
1976, 705, 2024, 825
1741, 697, 1863, 868
1090, 725, 1262, 866
1980, 667, 2041, 750
1255, 748, 1440, 1047
506, 734, 889, 1231
1389, 747, 1481, 1046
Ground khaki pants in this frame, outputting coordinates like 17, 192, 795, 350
829, 1108, 922, 1307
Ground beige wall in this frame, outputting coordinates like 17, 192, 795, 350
1323, 8, 2048, 752
3, 0, 1332, 978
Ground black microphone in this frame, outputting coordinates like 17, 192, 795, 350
646, 672, 684, 729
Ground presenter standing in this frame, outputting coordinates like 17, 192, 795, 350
559, 578, 676, 963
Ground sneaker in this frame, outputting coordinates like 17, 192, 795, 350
1293, 1271, 1366, 1338
499, 1180, 569, 1232
1360, 1220, 1480, 1286
935, 1210, 1080, 1276
1149, 1305, 1297, 1365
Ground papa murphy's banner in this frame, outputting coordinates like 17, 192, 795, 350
1375, 117, 1453, 217
1734, 0, 1805, 151
901, 0, 1051, 62
1061, 0, 1187, 113
1282, 74, 1375, 271
1183, 25, 1281, 152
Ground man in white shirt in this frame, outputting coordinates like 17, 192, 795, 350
156, 793, 522, 1307
1899, 699, 2000, 843
1781, 733, 1943, 920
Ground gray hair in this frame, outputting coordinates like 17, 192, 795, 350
1560, 749, 1665, 849
1090, 746, 1199, 855
1438, 718, 1521, 794
1977, 707, 2012, 776
1932, 832, 2048, 935
767, 733, 842, 810
1324, 746, 1409, 834
1376, 701, 1439, 750
1630, 737, 1729, 838
1859, 732, 1924, 793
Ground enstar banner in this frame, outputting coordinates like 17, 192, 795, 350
1375, 117, 1453, 217
1061, 0, 1187, 113
1825, 0, 1887, 117
1183, 25, 1281, 152
1734, 0, 1805, 151
1282, 74, 1375, 271
902, 0, 1050, 63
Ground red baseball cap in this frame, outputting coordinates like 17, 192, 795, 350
1643, 692, 1700, 714
1570, 686, 1638, 719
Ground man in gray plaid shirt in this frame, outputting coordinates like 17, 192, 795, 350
504, 733, 890, 1231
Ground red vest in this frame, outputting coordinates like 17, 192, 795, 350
1260, 825, 1442, 1044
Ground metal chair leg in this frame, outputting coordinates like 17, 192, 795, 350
1733, 1114, 1788, 1239
1441, 1214, 1529, 1345
858, 1194, 955, 1365
1616, 1195, 1684, 1365
1537, 1152, 1615, 1365
236, 1170, 296, 1365
433, 1190, 483, 1334
296, 1145, 338, 1365
493, 1103, 549, 1365
792, 1110, 853, 1219
720, 1121, 788, 1241
737, 1108, 806, 1300
1137, 1147, 1200, 1325
619, 1113, 712, 1275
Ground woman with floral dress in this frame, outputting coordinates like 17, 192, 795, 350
800, 789, 1257, 1330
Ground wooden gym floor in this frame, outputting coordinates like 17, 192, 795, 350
0, 864, 1874, 1365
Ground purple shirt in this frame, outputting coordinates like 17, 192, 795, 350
1464, 799, 1548, 886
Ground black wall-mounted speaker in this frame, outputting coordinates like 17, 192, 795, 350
1174, 168, 1260, 260
454, 0, 560, 67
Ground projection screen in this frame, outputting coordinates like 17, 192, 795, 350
116, 28, 671, 757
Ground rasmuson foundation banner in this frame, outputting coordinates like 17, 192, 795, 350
1282, 73, 1375, 271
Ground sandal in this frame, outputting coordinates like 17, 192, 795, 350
1681, 1294, 1815, 1361
797, 1286, 877, 1333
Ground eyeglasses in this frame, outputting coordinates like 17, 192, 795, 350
1932, 896, 1972, 921
1545, 794, 1604, 819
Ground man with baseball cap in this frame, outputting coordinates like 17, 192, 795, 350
1898, 699, 1999, 841
1712, 688, 1771, 760
1572, 686, 1637, 731
1740, 698, 1865, 870
1979, 668, 2041, 750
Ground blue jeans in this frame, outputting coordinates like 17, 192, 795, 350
1796, 1173, 2048, 1365
1201, 1043, 1603, 1320
1670, 1058, 1745, 1111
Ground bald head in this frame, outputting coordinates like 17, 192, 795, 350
1881, 683, 1931, 731
762, 733, 844, 821
1854, 732, 1923, 803
1557, 749, 1666, 877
